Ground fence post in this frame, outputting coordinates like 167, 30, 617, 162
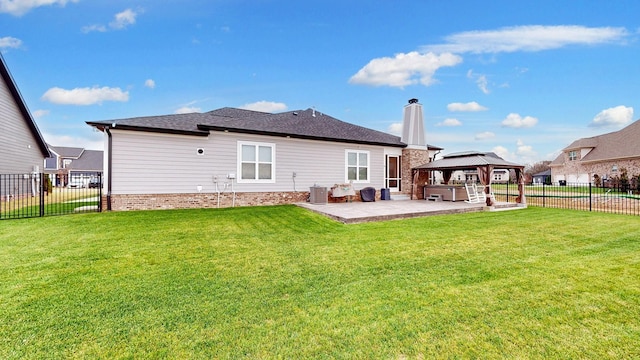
98, 172, 103, 212
589, 182, 592, 212
39, 173, 45, 217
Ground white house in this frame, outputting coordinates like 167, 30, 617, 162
87, 100, 442, 211
44, 145, 104, 187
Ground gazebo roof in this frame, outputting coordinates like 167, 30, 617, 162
414, 151, 524, 170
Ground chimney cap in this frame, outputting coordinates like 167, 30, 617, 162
408, 98, 419, 104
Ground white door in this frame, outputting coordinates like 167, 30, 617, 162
386, 155, 401, 192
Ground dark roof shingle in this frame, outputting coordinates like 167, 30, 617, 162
562, 119, 640, 162
88, 107, 407, 147
414, 151, 524, 170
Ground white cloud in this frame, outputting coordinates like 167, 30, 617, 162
476, 74, 489, 94
349, 51, 462, 88
0, 36, 22, 49
475, 131, 495, 140
175, 106, 201, 114
466, 70, 490, 94
387, 122, 402, 135
83, 8, 139, 33
32, 109, 50, 118
239, 101, 287, 113
501, 113, 538, 128
110, 8, 137, 29
447, 101, 488, 112
516, 142, 537, 158
144, 79, 155, 89
492, 145, 511, 160
589, 105, 633, 127
493, 140, 537, 164
41, 86, 129, 105
437, 118, 462, 127
81, 24, 107, 33
423, 25, 629, 54
43, 132, 104, 151
0, 0, 78, 16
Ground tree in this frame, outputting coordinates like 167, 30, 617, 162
525, 160, 551, 176
620, 168, 630, 192
593, 174, 602, 187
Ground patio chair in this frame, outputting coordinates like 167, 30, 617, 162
465, 183, 481, 204
476, 184, 487, 202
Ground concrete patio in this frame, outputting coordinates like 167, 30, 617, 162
297, 199, 525, 224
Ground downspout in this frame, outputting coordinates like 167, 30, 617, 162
105, 126, 113, 211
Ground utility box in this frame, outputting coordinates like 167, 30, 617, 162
309, 186, 327, 204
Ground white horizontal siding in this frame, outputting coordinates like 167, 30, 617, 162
0, 76, 43, 174
110, 130, 391, 195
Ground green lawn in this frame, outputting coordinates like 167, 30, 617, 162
1, 206, 639, 359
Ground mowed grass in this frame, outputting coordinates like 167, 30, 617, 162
1, 206, 639, 359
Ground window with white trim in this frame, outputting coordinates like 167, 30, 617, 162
568, 150, 578, 161
346, 150, 369, 183
238, 141, 275, 183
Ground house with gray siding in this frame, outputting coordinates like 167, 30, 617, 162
44, 145, 103, 187
87, 99, 441, 211
0, 54, 49, 197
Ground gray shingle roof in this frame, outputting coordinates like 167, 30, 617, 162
572, 119, 640, 162
49, 145, 84, 159
68, 149, 103, 171
87, 107, 408, 147
414, 151, 524, 170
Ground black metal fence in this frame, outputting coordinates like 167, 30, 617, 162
0, 173, 102, 220
493, 182, 640, 216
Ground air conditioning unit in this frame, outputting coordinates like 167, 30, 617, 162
309, 186, 327, 204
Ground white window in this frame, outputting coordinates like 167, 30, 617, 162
568, 150, 578, 161
345, 150, 369, 183
238, 141, 275, 183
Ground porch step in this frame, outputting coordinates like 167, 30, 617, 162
427, 194, 442, 202
390, 194, 410, 201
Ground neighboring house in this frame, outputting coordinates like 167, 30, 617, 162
450, 167, 511, 184
44, 145, 104, 187
0, 53, 49, 197
87, 99, 442, 211
532, 169, 551, 185
550, 119, 640, 185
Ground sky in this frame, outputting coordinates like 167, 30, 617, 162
2, 0, 640, 166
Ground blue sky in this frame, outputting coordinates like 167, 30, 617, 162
2, 0, 639, 166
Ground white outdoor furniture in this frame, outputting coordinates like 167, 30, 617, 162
465, 183, 486, 204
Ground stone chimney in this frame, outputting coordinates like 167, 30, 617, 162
401, 98, 426, 148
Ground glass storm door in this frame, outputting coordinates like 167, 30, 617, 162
386, 155, 401, 192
